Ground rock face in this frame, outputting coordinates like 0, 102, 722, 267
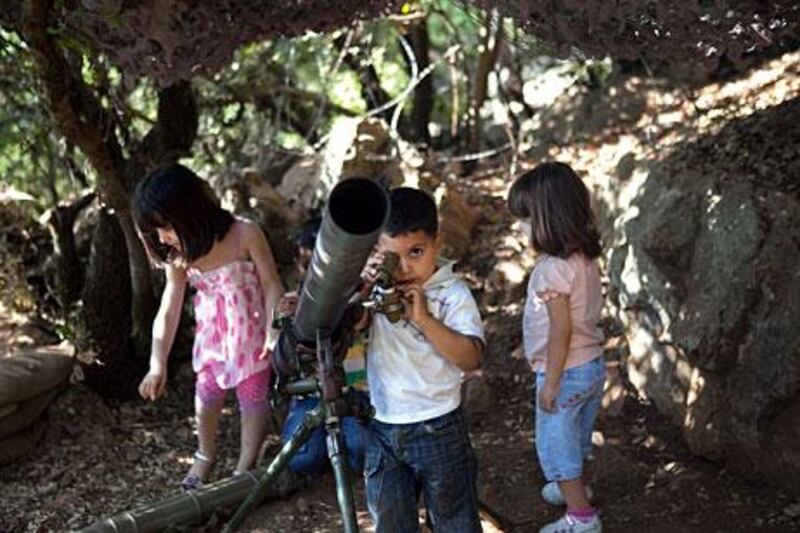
0, 345, 73, 464
276, 117, 414, 212
606, 98, 800, 491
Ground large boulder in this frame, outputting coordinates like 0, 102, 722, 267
0, 344, 73, 464
438, 187, 478, 261
276, 117, 418, 212
606, 98, 800, 491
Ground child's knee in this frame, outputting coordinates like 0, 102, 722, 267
288, 432, 327, 475
344, 422, 366, 473
195, 369, 226, 409
234, 368, 271, 412
535, 405, 586, 481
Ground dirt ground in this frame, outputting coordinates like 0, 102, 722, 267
2, 179, 800, 533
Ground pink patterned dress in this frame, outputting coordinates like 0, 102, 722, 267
188, 260, 270, 390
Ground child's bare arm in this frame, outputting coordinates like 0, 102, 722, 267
243, 221, 285, 354
539, 295, 572, 412
140, 264, 186, 401
401, 284, 483, 371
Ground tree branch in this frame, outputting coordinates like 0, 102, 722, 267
22, 0, 129, 211
132, 80, 198, 177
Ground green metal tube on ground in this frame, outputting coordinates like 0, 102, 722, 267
81, 469, 296, 533
82, 405, 324, 533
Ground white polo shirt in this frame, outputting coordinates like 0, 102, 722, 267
367, 261, 484, 424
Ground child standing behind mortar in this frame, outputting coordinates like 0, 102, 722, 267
362, 187, 484, 532
277, 217, 367, 477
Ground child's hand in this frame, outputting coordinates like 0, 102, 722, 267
538, 380, 560, 413
260, 326, 279, 361
139, 370, 167, 401
360, 250, 385, 288
276, 292, 298, 317
399, 283, 431, 327
354, 250, 385, 302
258, 345, 272, 361
352, 307, 372, 333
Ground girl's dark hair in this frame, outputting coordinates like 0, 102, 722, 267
132, 163, 234, 265
507, 162, 602, 259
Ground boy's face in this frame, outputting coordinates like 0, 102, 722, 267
378, 229, 442, 286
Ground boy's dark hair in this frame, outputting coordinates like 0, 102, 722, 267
132, 163, 235, 265
293, 216, 322, 251
386, 187, 438, 237
507, 161, 602, 259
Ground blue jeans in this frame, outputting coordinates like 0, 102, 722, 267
365, 407, 481, 533
281, 395, 366, 476
535, 356, 605, 481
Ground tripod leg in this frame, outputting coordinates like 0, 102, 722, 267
224, 402, 325, 532
326, 416, 359, 533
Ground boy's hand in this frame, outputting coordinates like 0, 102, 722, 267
353, 307, 372, 333
399, 283, 432, 327
361, 250, 386, 285
357, 250, 385, 300
139, 370, 167, 401
538, 380, 560, 413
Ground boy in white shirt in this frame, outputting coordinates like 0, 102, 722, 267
363, 187, 484, 532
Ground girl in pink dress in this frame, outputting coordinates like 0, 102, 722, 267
133, 163, 284, 490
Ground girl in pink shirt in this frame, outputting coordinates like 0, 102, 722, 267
508, 162, 605, 533
133, 164, 284, 490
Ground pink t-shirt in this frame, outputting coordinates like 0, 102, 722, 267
522, 253, 604, 372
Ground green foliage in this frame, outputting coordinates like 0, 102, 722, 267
0, 25, 168, 208
190, 33, 371, 176
0, 30, 95, 208
0, 30, 62, 208
0, 1, 630, 206
179, 1, 585, 174
5, 0, 631, 203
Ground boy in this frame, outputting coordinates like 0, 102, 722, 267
278, 217, 367, 476
363, 187, 484, 532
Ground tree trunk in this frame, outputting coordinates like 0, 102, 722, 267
44, 192, 95, 308
470, 9, 503, 153
124, 80, 198, 352
22, 0, 198, 398
81, 210, 139, 398
117, 212, 156, 355
403, 17, 433, 145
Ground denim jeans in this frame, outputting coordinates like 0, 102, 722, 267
365, 407, 481, 533
281, 395, 366, 476
535, 356, 605, 481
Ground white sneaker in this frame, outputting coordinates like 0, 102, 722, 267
539, 513, 602, 533
540, 482, 594, 506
